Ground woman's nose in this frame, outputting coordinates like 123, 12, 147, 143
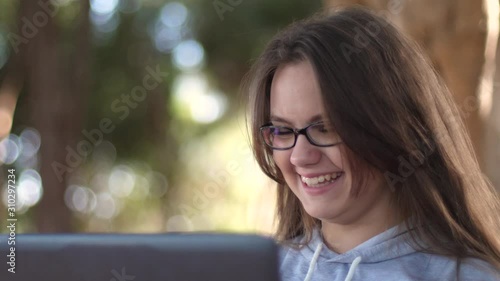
290, 135, 321, 167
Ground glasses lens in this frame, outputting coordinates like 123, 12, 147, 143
261, 126, 295, 148
307, 123, 341, 145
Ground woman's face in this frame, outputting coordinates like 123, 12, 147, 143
269, 60, 391, 224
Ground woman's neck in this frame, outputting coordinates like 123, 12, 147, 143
320, 192, 401, 254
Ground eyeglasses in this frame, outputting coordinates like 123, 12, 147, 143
259, 121, 342, 150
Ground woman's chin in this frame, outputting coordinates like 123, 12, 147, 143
303, 204, 340, 221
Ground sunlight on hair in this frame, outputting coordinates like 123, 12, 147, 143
478, 0, 499, 118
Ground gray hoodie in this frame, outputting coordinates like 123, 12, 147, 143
279, 225, 499, 281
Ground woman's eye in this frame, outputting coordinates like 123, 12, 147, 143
318, 125, 328, 133
313, 124, 330, 133
273, 128, 292, 135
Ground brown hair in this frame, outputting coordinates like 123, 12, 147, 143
243, 7, 500, 269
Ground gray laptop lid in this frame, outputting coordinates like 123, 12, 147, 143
0, 233, 280, 281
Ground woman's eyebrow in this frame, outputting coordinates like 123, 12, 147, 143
269, 114, 325, 125
308, 115, 324, 123
269, 115, 291, 124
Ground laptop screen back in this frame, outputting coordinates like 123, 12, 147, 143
0, 233, 280, 281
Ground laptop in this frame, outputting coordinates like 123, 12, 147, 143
0, 232, 280, 281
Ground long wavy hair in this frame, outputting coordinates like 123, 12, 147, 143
243, 7, 500, 270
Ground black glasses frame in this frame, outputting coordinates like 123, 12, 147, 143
259, 121, 342, 150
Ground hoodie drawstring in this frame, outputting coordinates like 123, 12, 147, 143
344, 256, 362, 281
303, 243, 363, 281
304, 243, 322, 281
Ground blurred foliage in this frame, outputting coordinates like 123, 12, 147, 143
0, 0, 322, 233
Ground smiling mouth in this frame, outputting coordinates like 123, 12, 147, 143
301, 172, 343, 187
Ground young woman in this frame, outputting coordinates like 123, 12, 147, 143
244, 7, 500, 281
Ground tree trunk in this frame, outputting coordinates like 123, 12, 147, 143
21, 0, 70, 232
13, 0, 91, 232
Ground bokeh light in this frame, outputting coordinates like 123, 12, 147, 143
91, 141, 117, 168
65, 185, 97, 214
0, 0, 317, 234
88, 172, 109, 193
93, 192, 118, 219
190, 214, 215, 231
173, 74, 227, 123
90, 0, 120, 44
190, 90, 227, 124
108, 164, 136, 198
0, 134, 20, 165
17, 169, 43, 212
14, 128, 41, 170
90, 11, 120, 34
160, 2, 188, 28
19, 128, 41, 157
153, 25, 182, 53
90, 0, 119, 15
172, 40, 205, 71
149, 2, 190, 54
166, 215, 193, 232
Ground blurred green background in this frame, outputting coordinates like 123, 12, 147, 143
0, 0, 322, 233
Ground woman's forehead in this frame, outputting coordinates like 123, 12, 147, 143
269, 61, 329, 125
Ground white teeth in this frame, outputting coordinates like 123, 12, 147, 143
301, 172, 343, 187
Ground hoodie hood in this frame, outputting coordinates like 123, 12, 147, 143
301, 224, 416, 264
279, 223, 499, 281
299, 224, 416, 281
